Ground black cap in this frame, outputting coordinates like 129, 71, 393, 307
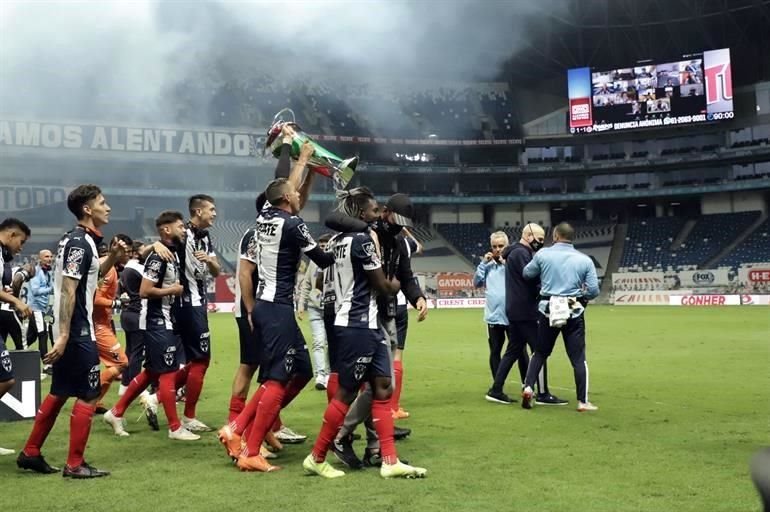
385, 193, 414, 228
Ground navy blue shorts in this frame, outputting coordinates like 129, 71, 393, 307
236, 316, 262, 366
0, 338, 13, 383
323, 307, 338, 373
395, 305, 409, 350
334, 326, 391, 392
253, 301, 311, 383
144, 329, 181, 374
175, 305, 211, 361
51, 335, 100, 400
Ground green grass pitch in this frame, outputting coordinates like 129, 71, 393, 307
1, 306, 768, 512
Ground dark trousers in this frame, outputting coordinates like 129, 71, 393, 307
26, 311, 51, 360
0, 310, 24, 350
525, 314, 588, 403
121, 330, 147, 386
490, 321, 548, 394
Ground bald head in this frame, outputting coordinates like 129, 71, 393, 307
553, 222, 575, 242
38, 249, 53, 268
520, 223, 545, 250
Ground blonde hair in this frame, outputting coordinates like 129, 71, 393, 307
490, 231, 509, 246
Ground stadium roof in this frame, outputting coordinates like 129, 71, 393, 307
506, 0, 770, 87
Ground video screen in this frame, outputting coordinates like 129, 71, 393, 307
568, 49, 734, 134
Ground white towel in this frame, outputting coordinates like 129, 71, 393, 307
549, 296, 570, 327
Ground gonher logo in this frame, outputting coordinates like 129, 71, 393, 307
692, 271, 715, 285
680, 295, 727, 306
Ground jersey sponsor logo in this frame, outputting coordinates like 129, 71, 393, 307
246, 233, 258, 259
297, 223, 312, 244
88, 364, 100, 389
145, 259, 162, 281
257, 222, 278, 238
65, 247, 84, 274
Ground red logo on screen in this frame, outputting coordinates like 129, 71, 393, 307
569, 98, 592, 128
705, 63, 733, 104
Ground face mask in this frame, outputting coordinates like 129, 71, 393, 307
527, 227, 544, 252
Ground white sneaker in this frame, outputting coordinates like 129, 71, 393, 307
577, 401, 599, 412
168, 427, 201, 441
103, 410, 130, 437
182, 416, 212, 432
380, 460, 427, 479
0, 447, 15, 456
275, 426, 307, 444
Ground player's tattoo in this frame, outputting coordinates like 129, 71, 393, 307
58, 277, 78, 336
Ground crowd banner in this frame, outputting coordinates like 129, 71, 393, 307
669, 294, 741, 306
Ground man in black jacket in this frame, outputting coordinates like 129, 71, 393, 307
492, 223, 566, 405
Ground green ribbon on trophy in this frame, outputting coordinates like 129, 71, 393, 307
265, 108, 358, 191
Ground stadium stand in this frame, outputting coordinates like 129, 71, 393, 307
718, 218, 770, 268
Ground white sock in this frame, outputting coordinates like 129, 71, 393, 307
118, 384, 128, 397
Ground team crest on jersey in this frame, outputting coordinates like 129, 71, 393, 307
353, 356, 372, 382
88, 365, 100, 389
65, 247, 84, 274
284, 348, 296, 375
163, 347, 176, 367
199, 331, 210, 353
1, 351, 11, 373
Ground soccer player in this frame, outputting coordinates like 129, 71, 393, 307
303, 190, 426, 479
231, 175, 335, 473
93, 234, 132, 413
520, 222, 599, 412
103, 211, 199, 440
0, 262, 34, 350
297, 233, 332, 390
332, 193, 427, 468
391, 227, 422, 420
27, 250, 54, 374
222, 132, 314, 458
17, 185, 126, 478
0, 217, 31, 455
171, 194, 220, 432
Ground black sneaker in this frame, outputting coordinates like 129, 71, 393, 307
94, 406, 108, 415
145, 408, 159, 431
363, 448, 409, 468
63, 461, 110, 479
394, 426, 411, 441
485, 389, 515, 404
331, 435, 363, 469
362, 448, 382, 468
536, 393, 569, 406
42, 366, 54, 376
17, 452, 60, 474
314, 382, 326, 391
